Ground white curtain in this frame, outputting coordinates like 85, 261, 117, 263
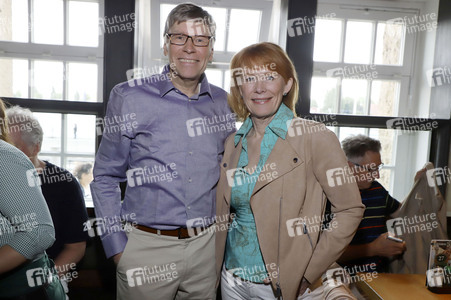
134, 0, 155, 70
267, 0, 289, 48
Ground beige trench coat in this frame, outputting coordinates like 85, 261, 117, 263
215, 118, 365, 300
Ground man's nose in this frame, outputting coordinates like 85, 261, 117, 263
183, 37, 196, 52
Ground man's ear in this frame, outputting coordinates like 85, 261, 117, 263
31, 142, 41, 157
163, 42, 168, 56
208, 46, 214, 63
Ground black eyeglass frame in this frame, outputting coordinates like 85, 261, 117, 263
165, 33, 214, 47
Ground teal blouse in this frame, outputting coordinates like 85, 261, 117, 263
225, 103, 294, 282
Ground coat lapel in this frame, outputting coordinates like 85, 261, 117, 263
220, 137, 242, 206
251, 137, 303, 198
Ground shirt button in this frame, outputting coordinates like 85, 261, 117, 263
189, 151, 193, 155
293, 158, 298, 163
187, 206, 191, 210
223, 163, 227, 168
188, 178, 192, 183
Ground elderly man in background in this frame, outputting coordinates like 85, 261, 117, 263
338, 134, 426, 273
6, 106, 89, 295
91, 3, 235, 299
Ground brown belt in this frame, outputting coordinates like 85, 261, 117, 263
135, 224, 212, 239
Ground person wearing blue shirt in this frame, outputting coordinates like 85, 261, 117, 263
338, 134, 425, 273
91, 3, 235, 299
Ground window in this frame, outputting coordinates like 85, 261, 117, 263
0, 0, 104, 206
311, 6, 414, 117
0, 0, 103, 102
35, 112, 96, 206
144, 0, 272, 91
308, 1, 440, 200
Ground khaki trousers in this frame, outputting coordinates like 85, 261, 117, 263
116, 226, 216, 300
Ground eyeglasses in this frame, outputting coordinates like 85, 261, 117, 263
351, 162, 384, 173
165, 33, 213, 47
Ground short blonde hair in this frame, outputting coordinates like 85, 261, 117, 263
228, 42, 299, 121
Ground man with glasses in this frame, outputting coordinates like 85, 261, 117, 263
337, 134, 425, 273
91, 3, 234, 299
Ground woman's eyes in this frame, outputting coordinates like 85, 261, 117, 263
244, 76, 256, 83
266, 75, 275, 81
244, 74, 275, 83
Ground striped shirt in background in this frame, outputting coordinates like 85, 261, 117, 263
344, 181, 400, 272
0, 140, 55, 261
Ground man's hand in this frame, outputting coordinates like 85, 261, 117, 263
369, 233, 406, 257
113, 252, 123, 265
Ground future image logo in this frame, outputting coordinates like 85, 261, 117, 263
126, 164, 178, 187
426, 167, 451, 187
186, 113, 235, 137
287, 13, 336, 37
126, 264, 178, 287
326, 65, 377, 81
230, 63, 278, 88
186, 217, 207, 237
225, 163, 278, 188
26, 267, 54, 287
426, 67, 451, 87
26, 168, 42, 187
186, 16, 215, 36
386, 214, 439, 237
326, 167, 349, 187
126, 268, 146, 287
386, 114, 438, 135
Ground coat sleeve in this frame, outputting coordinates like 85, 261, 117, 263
303, 128, 365, 283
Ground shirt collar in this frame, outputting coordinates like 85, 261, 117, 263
158, 65, 213, 101
234, 103, 294, 146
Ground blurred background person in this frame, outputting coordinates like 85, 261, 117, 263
338, 134, 425, 273
0, 99, 65, 299
6, 105, 89, 296
215, 42, 364, 300
74, 163, 94, 206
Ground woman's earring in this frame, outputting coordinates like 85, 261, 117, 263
283, 92, 287, 96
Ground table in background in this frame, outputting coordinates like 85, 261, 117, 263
352, 274, 451, 299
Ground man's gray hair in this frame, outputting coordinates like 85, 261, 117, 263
341, 134, 381, 161
5, 106, 43, 146
164, 3, 216, 38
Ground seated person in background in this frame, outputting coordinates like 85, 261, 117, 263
338, 134, 425, 273
73, 163, 94, 205
0, 99, 65, 299
6, 106, 89, 288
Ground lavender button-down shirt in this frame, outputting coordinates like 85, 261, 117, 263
91, 67, 235, 258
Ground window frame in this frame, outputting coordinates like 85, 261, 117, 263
312, 3, 417, 118
146, 0, 273, 90
0, 0, 108, 208
0, 0, 105, 103
287, 0, 449, 201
